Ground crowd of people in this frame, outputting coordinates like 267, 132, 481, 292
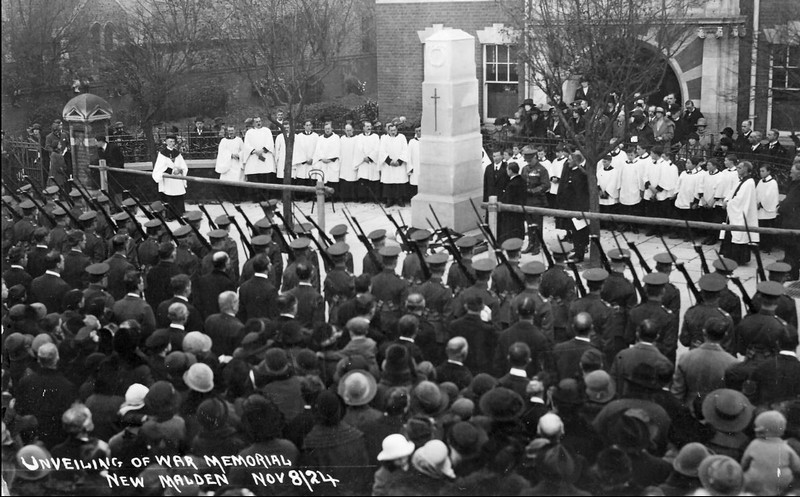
1, 157, 799, 494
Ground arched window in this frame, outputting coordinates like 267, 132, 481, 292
90, 23, 102, 47
104, 23, 114, 51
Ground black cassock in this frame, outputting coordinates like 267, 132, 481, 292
498, 174, 526, 243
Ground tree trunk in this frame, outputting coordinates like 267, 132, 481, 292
584, 154, 602, 266
282, 116, 295, 229
143, 123, 157, 165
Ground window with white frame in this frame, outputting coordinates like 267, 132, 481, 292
770, 44, 800, 130
484, 44, 519, 120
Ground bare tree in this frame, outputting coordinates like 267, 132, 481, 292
504, 0, 698, 254
101, 0, 216, 161
220, 0, 357, 222
1, 0, 94, 99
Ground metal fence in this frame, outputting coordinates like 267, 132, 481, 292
2, 139, 46, 190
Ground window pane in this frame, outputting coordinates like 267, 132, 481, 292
790, 45, 800, 67
509, 45, 517, 61
499, 64, 508, 81
772, 44, 787, 65
788, 68, 800, 89
772, 90, 800, 129
510, 63, 518, 82
773, 68, 787, 88
499, 46, 508, 63
487, 83, 519, 118
487, 64, 497, 82
487, 46, 495, 63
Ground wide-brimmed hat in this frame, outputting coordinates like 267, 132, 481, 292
697, 455, 743, 496
377, 433, 415, 462
702, 389, 754, 433
479, 387, 525, 422
338, 369, 378, 406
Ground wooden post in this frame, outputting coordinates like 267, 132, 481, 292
99, 159, 107, 191
488, 195, 499, 241
316, 178, 326, 232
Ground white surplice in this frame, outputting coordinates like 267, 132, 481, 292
243, 127, 275, 175
313, 132, 341, 183
215, 137, 244, 182
723, 177, 759, 244
293, 132, 318, 180
355, 133, 381, 181
408, 137, 420, 186
152, 149, 188, 196
379, 133, 409, 184
339, 134, 358, 182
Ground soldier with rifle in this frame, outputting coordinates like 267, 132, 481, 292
172, 225, 200, 279
491, 238, 526, 329
371, 245, 410, 337
599, 248, 637, 362
363, 229, 387, 277
446, 236, 477, 295
652, 252, 681, 315
509, 261, 554, 342
12, 200, 38, 245
751, 262, 797, 328
711, 258, 744, 325
182, 211, 211, 259
540, 242, 577, 344
329, 224, 355, 274
568, 268, 612, 351
323, 242, 355, 327
625, 272, 679, 364
401, 229, 433, 285
138, 219, 164, 275
735, 281, 796, 358
282, 237, 320, 293
451, 257, 500, 323
213, 215, 241, 282
103, 234, 137, 301
679, 273, 734, 351
413, 252, 453, 363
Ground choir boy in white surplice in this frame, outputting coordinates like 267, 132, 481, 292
243, 117, 276, 184
293, 120, 318, 190
313, 122, 341, 196
596, 154, 622, 214
215, 126, 245, 201
338, 124, 358, 201
275, 128, 290, 181
674, 156, 706, 228
355, 121, 381, 202
152, 135, 188, 217
407, 127, 421, 201
379, 123, 409, 207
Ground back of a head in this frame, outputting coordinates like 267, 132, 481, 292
44, 251, 61, 271
703, 317, 728, 342
446, 337, 468, 361
170, 274, 191, 296
168, 302, 189, 323
465, 294, 484, 313
347, 317, 369, 336
397, 314, 419, 337
218, 291, 238, 314
295, 262, 311, 281
354, 274, 371, 293
252, 254, 270, 274
277, 293, 296, 315
517, 296, 535, 318
124, 270, 141, 292
508, 342, 531, 368
212, 251, 229, 270
158, 242, 175, 260
637, 319, 659, 342
573, 312, 593, 337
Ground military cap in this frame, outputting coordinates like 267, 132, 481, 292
18, 200, 35, 210
149, 201, 165, 213
112, 211, 130, 222
85, 263, 110, 276
766, 262, 791, 274
19, 184, 32, 193
251, 235, 271, 246
173, 225, 192, 237
144, 219, 162, 229
455, 236, 478, 249
757, 281, 785, 297
608, 248, 631, 261
295, 222, 313, 234
654, 253, 676, 265
472, 258, 497, 272
214, 215, 231, 227
145, 328, 171, 350
122, 198, 137, 208
31, 123, 41, 130
501, 238, 524, 252
2, 195, 14, 204
327, 242, 350, 257
583, 268, 609, 282
254, 218, 274, 230
52, 207, 67, 217
208, 229, 228, 240
44, 186, 60, 195
379, 245, 402, 258
368, 229, 387, 241
330, 224, 348, 237
642, 272, 669, 286
78, 211, 97, 222
96, 194, 109, 203
183, 210, 203, 222
550, 242, 573, 255
521, 261, 547, 276
425, 252, 449, 266
410, 229, 432, 243
290, 237, 311, 250
259, 199, 279, 210
713, 257, 738, 273
698, 273, 727, 292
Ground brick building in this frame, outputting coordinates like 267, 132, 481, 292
375, 0, 799, 135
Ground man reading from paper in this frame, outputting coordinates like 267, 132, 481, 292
152, 134, 188, 218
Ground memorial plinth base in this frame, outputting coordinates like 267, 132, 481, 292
411, 190, 482, 233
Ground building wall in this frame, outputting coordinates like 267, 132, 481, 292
376, 0, 511, 121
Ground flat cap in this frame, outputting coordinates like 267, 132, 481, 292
608, 248, 631, 261
583, 268, 609, 282
713, 257, 738, 273
410, 229, 432, 242
473, 258, 497, 272
368, 229, 387, 241
173, 225, 192, 237
183, 210, 203, 222
327, 242, 350, 257
654, 253, 676, 265
329, 224, 348, 237
208, 229, 228, 240
521, 261, 546, 276
379, 245, 402, 258
85, 263, 110, 275
642, 272, 669, 286
426, 253, 449, 266
757, 281, 785, 297
455, 236, 478, 249
251, 235, 271, 246
290, 237, 311, 249
698, 273, 727, 292
121, 198, 137, 208
501, 238, 524, 252
254, 218, 275, 230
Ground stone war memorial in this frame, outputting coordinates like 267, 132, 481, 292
411, 29, 484, 233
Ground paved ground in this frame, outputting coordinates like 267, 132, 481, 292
172, 198, 797, 358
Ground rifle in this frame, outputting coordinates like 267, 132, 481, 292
71, 175, 117, 231
49, 177, 74, 207
53, 199, 81, 227
123, 190, 154, 221
292, 210, 334, 270
660, 235, 702, 304
428, 210, 475, 285
743, 217, 766, 282
618, 229, 652, 274
67, 177, 94, 207
296, 204, 333, 246
163, 203, 186, 226
686, 220, 710, 274
715, 250, 757, 314
19, 191, 56, 227
568, 262, 587, 297
274, 211, 297, 239
21, 176, 48, 205
468, 198, 523, 289
343, 204, 382, 272
611, 228, 646, 302
535, 225, 555, 268
378, 201, 431, 281
151, 211, 180, 246
122, 206, 148, 241
268, 219, 295, 261
198, 204, 217, 230
234, 205, 256, 234
1, 198, 22, 221
216, 196, 254, 258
